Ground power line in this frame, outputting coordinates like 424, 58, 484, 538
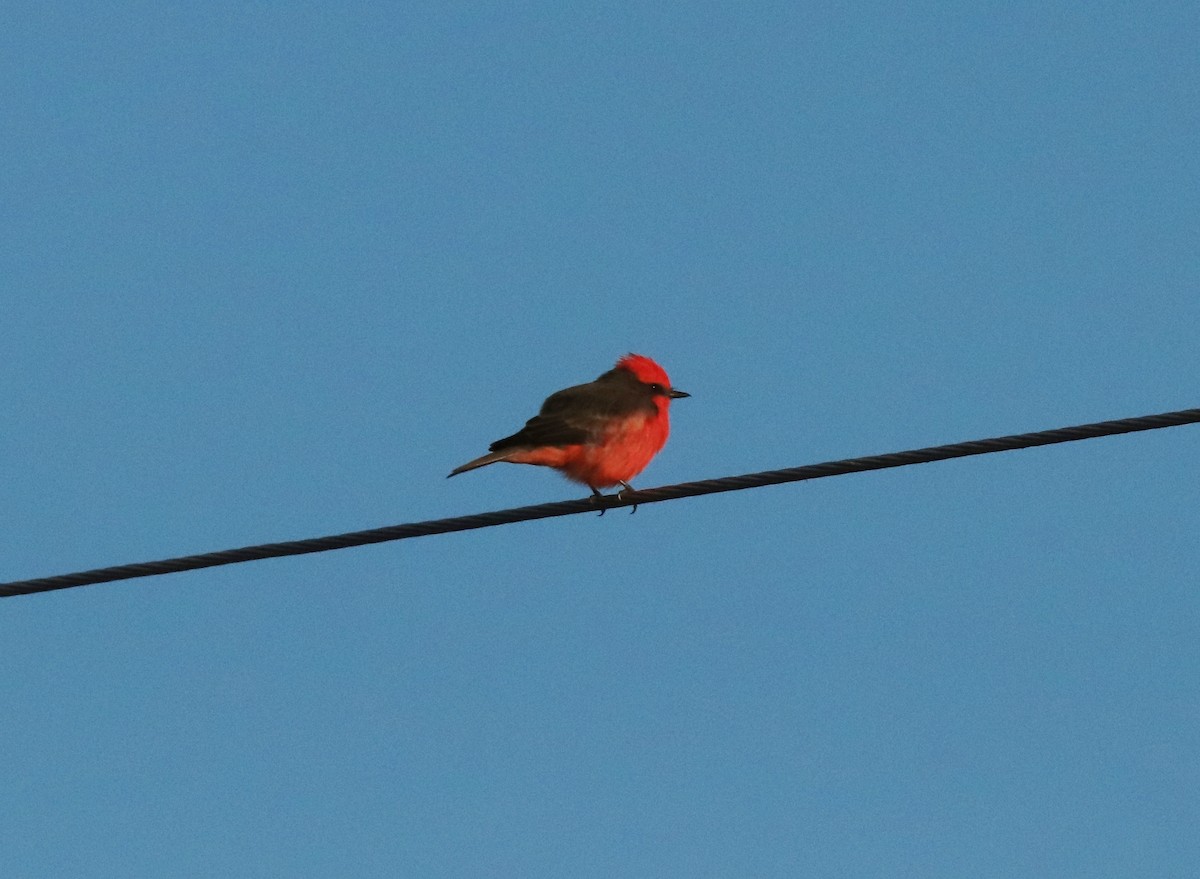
3, 406, 1198, 598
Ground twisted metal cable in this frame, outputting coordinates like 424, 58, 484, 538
3, 407, 1198, 598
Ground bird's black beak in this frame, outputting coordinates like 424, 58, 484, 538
668, 388, 690, 399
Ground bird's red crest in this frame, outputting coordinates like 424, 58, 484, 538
615, 353, 671, 387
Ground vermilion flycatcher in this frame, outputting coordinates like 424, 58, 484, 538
448, 354, 689, 498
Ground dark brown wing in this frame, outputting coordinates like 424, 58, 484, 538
488, 373, 655, 452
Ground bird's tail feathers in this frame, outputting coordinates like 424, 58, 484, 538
447, 451, 513, 478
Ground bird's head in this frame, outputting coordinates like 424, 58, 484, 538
615, 354, 690, 401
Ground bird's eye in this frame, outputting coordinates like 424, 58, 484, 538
648, 383, 664, 394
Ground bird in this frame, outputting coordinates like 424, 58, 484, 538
448, 354, 689, 507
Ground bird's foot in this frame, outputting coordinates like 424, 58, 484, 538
589, 484, 637, 515
617, 481, 638, 514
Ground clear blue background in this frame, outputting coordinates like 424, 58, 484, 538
3, 3, 1197, 876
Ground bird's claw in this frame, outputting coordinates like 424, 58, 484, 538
617, 481, 638, 515
590, 485, 637, 515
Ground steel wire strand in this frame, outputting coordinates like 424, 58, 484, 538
3, 407, 1197, 597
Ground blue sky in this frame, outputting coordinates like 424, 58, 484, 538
3, 3, 1198, 876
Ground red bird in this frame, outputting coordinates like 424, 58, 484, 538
448, 354, 689, 499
